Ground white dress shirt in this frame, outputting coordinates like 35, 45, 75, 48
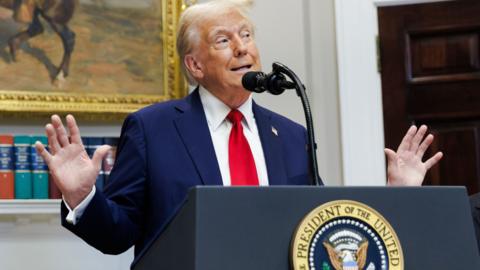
65, 86, 269, 225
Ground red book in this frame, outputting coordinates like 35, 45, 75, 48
0, 135, 14, 199
49, 173, 62, 199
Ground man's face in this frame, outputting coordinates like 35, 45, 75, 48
185, 10, 261, 106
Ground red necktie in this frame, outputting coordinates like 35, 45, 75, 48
227, 110, 259, 186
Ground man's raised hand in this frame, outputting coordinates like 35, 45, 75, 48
35, 114, 110, 208
385, 125, 443, 186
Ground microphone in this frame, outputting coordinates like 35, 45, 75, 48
243, 62, 324, 186
242, 71, 295, 95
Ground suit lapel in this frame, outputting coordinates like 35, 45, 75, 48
253, 102, 288, 186
174, 89, 223, 186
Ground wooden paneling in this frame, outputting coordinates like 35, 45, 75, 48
425, 124, 480, 193
407, 30, 480, 82
378, 1, 480, 194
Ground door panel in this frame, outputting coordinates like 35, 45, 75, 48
425, 123, 480, 194
378, 1, 480, 194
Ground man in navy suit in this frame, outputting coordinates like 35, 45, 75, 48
470, 193, 480, 251
35, 0, 443, 265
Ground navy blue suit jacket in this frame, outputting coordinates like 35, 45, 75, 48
61, 89, 314, 262
470, 193, 480, 252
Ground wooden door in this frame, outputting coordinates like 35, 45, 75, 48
378, 1, 480, 194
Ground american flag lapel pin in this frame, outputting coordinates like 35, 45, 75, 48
271, 126, 278, 136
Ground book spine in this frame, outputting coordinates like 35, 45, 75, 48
14, 135, 32, 199
0, 135, 14, 199
31, 136, 49, 199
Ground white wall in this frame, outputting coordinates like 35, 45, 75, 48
334, 0, 387, 186
304, 0, 342, 185
0, 0, 341, 269
250, 0, 342, 186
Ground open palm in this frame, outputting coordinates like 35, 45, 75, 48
35, 115, 110, 208
385, 125, 443, 186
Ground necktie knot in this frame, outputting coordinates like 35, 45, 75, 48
227, 109, 244, 124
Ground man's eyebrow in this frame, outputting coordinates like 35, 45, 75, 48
238, 22, 253, 31
207, 22, 253, 39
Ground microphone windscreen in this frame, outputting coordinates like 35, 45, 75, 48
242, 71, 265, 93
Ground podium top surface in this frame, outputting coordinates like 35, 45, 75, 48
134, 186, 480, 270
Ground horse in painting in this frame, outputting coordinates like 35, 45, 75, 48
0, 0, 77, 83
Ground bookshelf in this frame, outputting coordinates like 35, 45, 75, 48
0, 199, 61, 215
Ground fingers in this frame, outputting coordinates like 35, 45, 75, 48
51, 115, 70, 147
66, 114, 82, 145
45, 123, 61, 154
424, 152, 443, 170
35, 141, 52, 165
45, 114, 84, 154
397, 125, 417, 153
416, 133, 433, 157
91, 145, 112, 170
410, 125, 427, 152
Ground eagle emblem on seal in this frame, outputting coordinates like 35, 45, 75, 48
323, 229, 371, 270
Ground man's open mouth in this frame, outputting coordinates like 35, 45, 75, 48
231, 65, 252, 71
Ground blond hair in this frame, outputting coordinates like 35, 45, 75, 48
177, 0, 255, 85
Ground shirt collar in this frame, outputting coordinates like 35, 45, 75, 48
198, 86, 254, 131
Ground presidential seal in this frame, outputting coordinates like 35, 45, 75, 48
291, 200, 403, 270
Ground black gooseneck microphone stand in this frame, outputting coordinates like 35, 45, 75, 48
266, 62, 323, 186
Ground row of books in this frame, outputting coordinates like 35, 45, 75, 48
84, 137, 119, 193
0, 135, 119, 200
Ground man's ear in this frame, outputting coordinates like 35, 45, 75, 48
184, 55, 204, 80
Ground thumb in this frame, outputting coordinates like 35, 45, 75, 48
91, 145, 111, 170
384, 148, 397, 164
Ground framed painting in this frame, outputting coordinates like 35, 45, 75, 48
0, 0, 195, 120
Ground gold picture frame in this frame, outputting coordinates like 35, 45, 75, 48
0, 0, 195, 121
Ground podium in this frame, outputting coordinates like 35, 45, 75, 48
132, 186, 480, 270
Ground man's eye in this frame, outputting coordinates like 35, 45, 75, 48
241, 31, 251, 41
216, 37, 229, 44
213, 37, 230, 49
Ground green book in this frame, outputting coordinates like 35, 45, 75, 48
32, 136, 49, 199
14, 135, 32, 199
